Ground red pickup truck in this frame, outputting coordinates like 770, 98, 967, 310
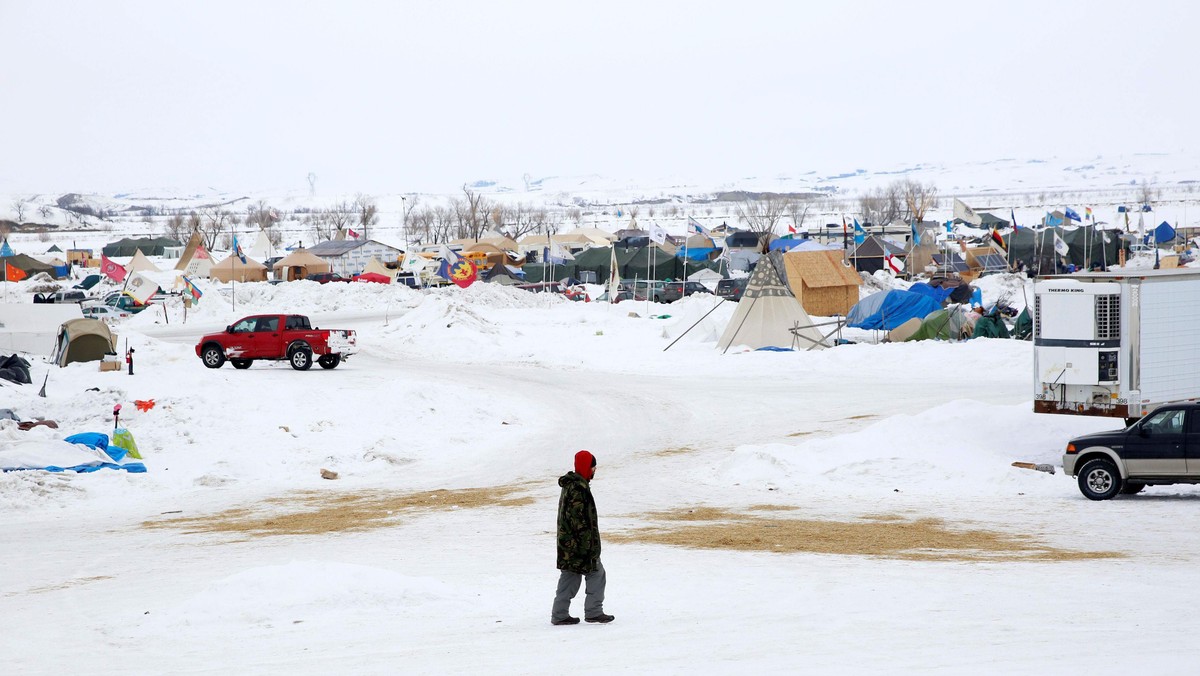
195, 314, 358, 371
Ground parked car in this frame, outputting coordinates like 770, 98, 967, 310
195, 313, 358, 371
715, 278, 749, 301
1063, 403, 1200, 500
516, 281, 589, 301
664, 281, 711, 299
305, 272, 351, 284
33, 290, 88, 304
81, 304, 133, 322
632, 280, 669, 302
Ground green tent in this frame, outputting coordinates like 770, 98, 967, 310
1012, 307, 1032, 340
906, 309, 969, 342
523, 245, 718, 284
1002, 226, 1125, 273
971, 314, 1011, 339
2, 253, 58, 279
102, 236, 182, 257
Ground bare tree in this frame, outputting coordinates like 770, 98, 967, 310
900, 179, 938, 227
858, 185, 903, 227
199, 207, 237, 250
735, 194, 792, 245
11, 197, 28, 222
354, 194, 378, 239
785, 197, 814, 233
1138, 179, 1159, 207
306, 201, 355, 241
460, 187, 491, 240
38, 204, 53, 220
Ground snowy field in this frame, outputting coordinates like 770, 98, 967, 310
5, 276, 1200, 675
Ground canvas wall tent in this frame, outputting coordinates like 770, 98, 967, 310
2, 253, 58, 279
524, 244, 713, 284
905, 308, 971, 342
686, 268, 723, 291
126, 249, 161, 273
847, 235, 908, 274
0, 303, 83, 354
307, 239, 403, 277
53, 318, 116, 367
780, 249, 862, 317
102, 237, 182, 257
1003, 226, 1126, 273
210, 254, 268, 282
718, 253, 826, 351
272, 248, 331, 281
846, 289, 942, 330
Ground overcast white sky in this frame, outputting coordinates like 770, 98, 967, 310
1, 0, 1196, 195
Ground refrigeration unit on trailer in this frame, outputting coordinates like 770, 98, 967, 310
1032, 269, 1200, 423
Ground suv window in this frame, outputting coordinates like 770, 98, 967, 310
1189, 411, 1200, 434
1142, 409, 1186, 435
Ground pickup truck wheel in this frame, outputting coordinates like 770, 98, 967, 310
201, 345, 226, 369
289, 346, 313, 371
1078, 459, 1123, 501
318, 354, 341, 370
231, 359, 252, 370
1120, 482, 1146, 495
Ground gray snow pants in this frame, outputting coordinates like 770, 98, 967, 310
551, 559, 605, 621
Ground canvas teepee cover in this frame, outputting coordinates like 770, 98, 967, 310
361, 257, 394, 278
174, 231, 213, 277
717, 253, 826, 351
127, 249, 161, 273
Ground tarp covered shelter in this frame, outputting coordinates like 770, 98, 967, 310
780, 249, 861, 316
102, 237, 182, 257
1002, 226, 1127, 273
847, 290, 942, 330
971, 312, 1011, 339
523, 245, 713, 284
127, 249, 161, 273
210, 254, 268, 282
718, 253, 826, 351
272, 248, 331, 281
2, 253, 58, 279
905, 308, 970, 342
52, 318, 116, 367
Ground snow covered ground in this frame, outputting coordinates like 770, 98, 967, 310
4, 276, 1200, 674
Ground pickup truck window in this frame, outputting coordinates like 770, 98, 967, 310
286, 315, 311, 330
232, 318, 258, 333
257, 317, 280, 332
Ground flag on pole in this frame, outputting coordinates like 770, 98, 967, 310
607, 246, 620, 301
686, 217, 709, 237
436, 245, 477, 288
4, 261, 27, 282
1053, 233, 1069, 256
124, 272, 160, 305
232, 235, 247, 264
884, 252, 904, 275
348, 228, 361, 239
853, 219, 866, 245
401, 249, 427, 273
181, 275, 203, 302
649, 222, 667, 245
1085, 207, 1093, 221
1010, 209, 1020, 230
0, 239, 14, 257
1045, 213, 1064, 227
100, 255, 127, 282
786, 222, 797, 236
990, 227, 1007, 253
1064, 207, 1082, 222
943, 220, 953, 233
910, 221, 921, 246
953, 198, 983, 226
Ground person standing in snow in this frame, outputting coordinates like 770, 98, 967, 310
551, 450, 614, 625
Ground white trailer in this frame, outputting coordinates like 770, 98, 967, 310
1033, 269, 1200, 422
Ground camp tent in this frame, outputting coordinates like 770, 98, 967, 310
52, 318, 116, 367
686, 267, 723, 291
905, 308, 971, 342
847, 290, 942, 330
249, 228, 277, 261
210, 254, 268, 282
361, 257, 395, 279
847, 235, 908, 274
781, 249, 862, 316
2, 253, 58, 279
272, 248, 331, 281
174, 232, 213, 277
482, 262, 524, 285
102, 237, 182, 257
127, 249, 162, 273
717, 253, 826, 351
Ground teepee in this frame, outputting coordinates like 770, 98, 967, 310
717, 253, 826, 351
127, 249, 161, 273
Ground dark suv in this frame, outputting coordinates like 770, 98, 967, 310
664, 281, 710, 300
1063, 403, 1200, 500
715, 278, 748, 301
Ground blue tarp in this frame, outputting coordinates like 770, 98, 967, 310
1145, 221, 1176, 244
676, 246, 717, 261
847, 290, 943, 330
907, 282, 953, 304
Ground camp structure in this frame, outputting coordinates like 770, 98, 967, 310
210, 254, 268, 283
361, 257, 396, 279
2, 253, 58, 279
102, 236, 182, 257
846, 289, 942, 331
781, 249, 862, 316
272, 248, 332, 281
717, 253, 826, 351
482, 262, 524, 285
904, 308, 972, 342
686, 267, 723, 291
249, 228, 277, 261
0, 303, 83, 355
847, 235, 908, 274
173, 232, 213, 278
52, 318, 116, 367
307, 239, 403, 277
126, 249, 162, 273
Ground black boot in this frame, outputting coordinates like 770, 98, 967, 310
585, 613, 614, 624
551, 616, 580, 625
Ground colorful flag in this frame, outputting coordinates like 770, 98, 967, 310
1064, 207, 1082, 222
0, 238, 14, 257
1010, 209, 1019, 230
348, 228, 361, 239
1085, 206, 1093, 221
910, 221, 921, 247
4, 261, 27, 282
686, 216, 709, 237
232, 235, 247, 264
181, 275, 203, 302
100, 255, 127, 282
436, 246, 476, 288
786, 222, 797, 236
884, 252, 904, 275
1045, 213, 1064, 227
990, 227, 1007, 253
943, 220, 953, 233
124, 272, 160, 305
853, 219, 865, 245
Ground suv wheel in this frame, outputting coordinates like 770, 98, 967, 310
201, 345, 225, 369
1078, 458, 1123, 501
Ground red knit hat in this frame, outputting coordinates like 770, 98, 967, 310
574, 450, 596, 480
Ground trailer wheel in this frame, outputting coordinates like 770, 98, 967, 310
1078, 458, 1122, 501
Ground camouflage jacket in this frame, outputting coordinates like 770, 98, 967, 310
557, 471, 600, 573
